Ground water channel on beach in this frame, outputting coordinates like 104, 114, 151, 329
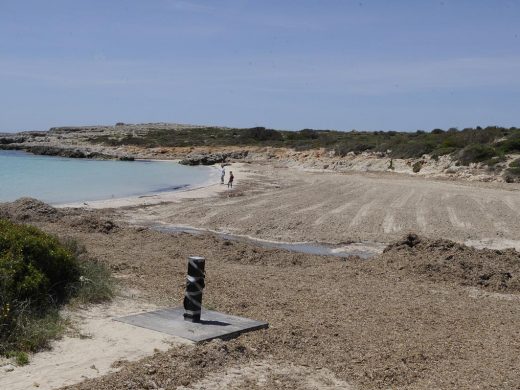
153, 224, 386, 259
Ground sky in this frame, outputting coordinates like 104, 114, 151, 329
0, 0, 519, 132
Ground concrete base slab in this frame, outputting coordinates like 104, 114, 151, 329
114, 307, 268, 343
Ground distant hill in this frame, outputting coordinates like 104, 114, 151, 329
86, 124, 520, 165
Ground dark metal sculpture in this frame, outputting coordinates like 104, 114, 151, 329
183, 256, 205, 322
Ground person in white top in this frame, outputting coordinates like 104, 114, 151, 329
220, 165, 226, 184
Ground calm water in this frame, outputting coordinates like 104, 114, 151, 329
0, 150, 214, 204
153, 224, 385, 259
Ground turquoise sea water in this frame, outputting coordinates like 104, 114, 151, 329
0, 150, 213, 204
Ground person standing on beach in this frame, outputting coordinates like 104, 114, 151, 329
220, 165, 226, 184
228, 171, 234, 188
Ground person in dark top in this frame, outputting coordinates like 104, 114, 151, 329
220, 165, 226, 184
228, 171, 234, 188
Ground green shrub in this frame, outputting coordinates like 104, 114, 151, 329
6, 350, 29, 366
485, 155, 506, 167
509, 158, 520, 168
458, 144, 498, 166
333, 143, 351, 157
3, 309, 64, 356
506, 167, 520, 176
242, 127, 283, 142
72, 259, 114, 304
299, 129, 319, 139
87, 125, 520, 166
497, 134, 520, 154
0, 220, 80, 312
442, 136, 465, 148
0, 220, 113, 358
390, 141, 435, 158
430, 147, 457, 160
59, 237, 114, 304
412, 161, 423, 173
505, 158, 520, 182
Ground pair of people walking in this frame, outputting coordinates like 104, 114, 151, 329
220, 165, 234, 188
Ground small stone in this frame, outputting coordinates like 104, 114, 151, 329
3, 364, 15, 372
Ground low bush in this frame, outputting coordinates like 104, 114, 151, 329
7, 350, 29, 366
390, 141, 435, 159
59, 237, 114, 304
497, 134, 520, 154
73, 259, 114, 304
241, 127, 283, 142
457, 144, 498, 166
87, 125, 520, 166
333, 143, 351, 157
484, 155, 507, 167
430, 147, 457, 160
505, 158, 520, 182
0, 220, 113, 359
509, 158, 520, 168
412, 161, 423, 173
0, 220, 80, 311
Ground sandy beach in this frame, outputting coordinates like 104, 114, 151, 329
3, 1, 520, 387
1, 159, 520, 389
121, 162, 520, 250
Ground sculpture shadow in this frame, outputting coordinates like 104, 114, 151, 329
198, 319, 230, 326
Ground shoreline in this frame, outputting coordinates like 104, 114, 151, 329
1, 151, 224, 207
56, 163, 249, 209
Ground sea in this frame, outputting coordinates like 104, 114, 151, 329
0, 150, 214, 204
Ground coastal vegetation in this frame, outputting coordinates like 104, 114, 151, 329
0, 220, 113, 362
89, 125, 520, 165
506, 158, 520, 182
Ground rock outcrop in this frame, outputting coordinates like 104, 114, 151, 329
0, 144, 113, 159
179, 151, 249, 166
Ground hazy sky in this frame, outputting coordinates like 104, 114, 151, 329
1, 0, 519, 132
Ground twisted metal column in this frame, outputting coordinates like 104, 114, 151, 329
183, 256, 205, 322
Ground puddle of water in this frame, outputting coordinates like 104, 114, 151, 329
153, 225, 384, 259
154, 225, 205, 235
464, 238, 520, 251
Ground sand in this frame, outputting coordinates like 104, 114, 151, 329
30, 225, 520, 390
0, 295, 188, 390
121, 162, 520, 250
175, 360, 353, 389
2, 162, 520, 389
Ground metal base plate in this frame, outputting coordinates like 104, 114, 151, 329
114, 307, 268, 343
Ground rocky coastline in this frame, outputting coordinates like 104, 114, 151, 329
0, 143, 116, 159
1, 123, 518, 182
